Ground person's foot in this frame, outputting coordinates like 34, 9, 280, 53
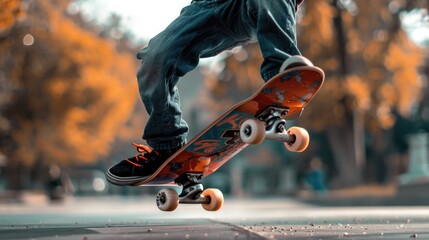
106, 143, 179, 186
279, 55, 314, 73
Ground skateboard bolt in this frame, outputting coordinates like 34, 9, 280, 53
244, 126, 252, 136
157, 193, 166, 204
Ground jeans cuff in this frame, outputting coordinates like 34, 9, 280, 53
147, 137, 186, 150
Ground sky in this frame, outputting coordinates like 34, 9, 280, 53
72, 0, 191, 41
400, 9, 429, 48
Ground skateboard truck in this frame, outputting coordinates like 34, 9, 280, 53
175, 173, 210, 204
240, 106, 310, 152
256, 106, 295, 143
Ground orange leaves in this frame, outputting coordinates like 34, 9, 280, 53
344, 76, 371, 112
376, 103, 395, 129
384, 32, 423, 117
0, 0, 25, 34
1, 0, 138, 165
300, 0, 334, 42
56, 50, 137, 163
299, 0, 335, 56
298, 0, 424, 132
33, 3, 138, 164
363, 42, 383, 62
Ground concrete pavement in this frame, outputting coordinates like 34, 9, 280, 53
1, 194, 429, 239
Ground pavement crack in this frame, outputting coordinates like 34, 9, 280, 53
209, 219, 267, 240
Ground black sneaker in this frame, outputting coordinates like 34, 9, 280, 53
106, 143, 178, 186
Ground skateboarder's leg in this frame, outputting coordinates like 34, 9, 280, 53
134, 0, 303, 150
106, 0, 259, 185
244, 0, 303, 81
136, 0, 253, 150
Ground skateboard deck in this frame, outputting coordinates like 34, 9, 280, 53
134, 65, 324, 187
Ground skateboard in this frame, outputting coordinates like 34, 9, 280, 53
137, 65, 324, 211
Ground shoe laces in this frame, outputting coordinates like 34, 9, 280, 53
126, 143, 159, 167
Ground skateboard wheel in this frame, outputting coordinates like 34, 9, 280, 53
284, 126, 310, 152
240, 119, 266, 144
156, 188, 179, 211
201, 188, 224, 211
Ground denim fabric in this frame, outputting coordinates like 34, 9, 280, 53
136, 0, 300, 150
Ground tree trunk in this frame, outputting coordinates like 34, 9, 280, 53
327, 116, 362, 187
327, 0, 365, 187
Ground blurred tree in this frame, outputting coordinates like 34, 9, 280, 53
201, 0, 426, 187
0, 0, 25, 36
0, 0, 139, 189
299, 0, 424, 186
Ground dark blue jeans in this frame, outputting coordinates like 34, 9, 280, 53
137, 0, 300, 150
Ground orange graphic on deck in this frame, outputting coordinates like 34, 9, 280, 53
193, 140, 220, 154
216, 113, 243, 129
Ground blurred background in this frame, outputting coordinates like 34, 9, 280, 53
0, 0, 428, 204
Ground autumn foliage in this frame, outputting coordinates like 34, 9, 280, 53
298, 0, 423, 131
0, 0, 25, 35
201, 0, 426, 186
0, 0, 139, 167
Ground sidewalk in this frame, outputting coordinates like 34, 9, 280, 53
297, 182, 429, 206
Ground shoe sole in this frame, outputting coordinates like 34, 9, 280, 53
105, 167, 149, 186
279, 55, 313, 73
